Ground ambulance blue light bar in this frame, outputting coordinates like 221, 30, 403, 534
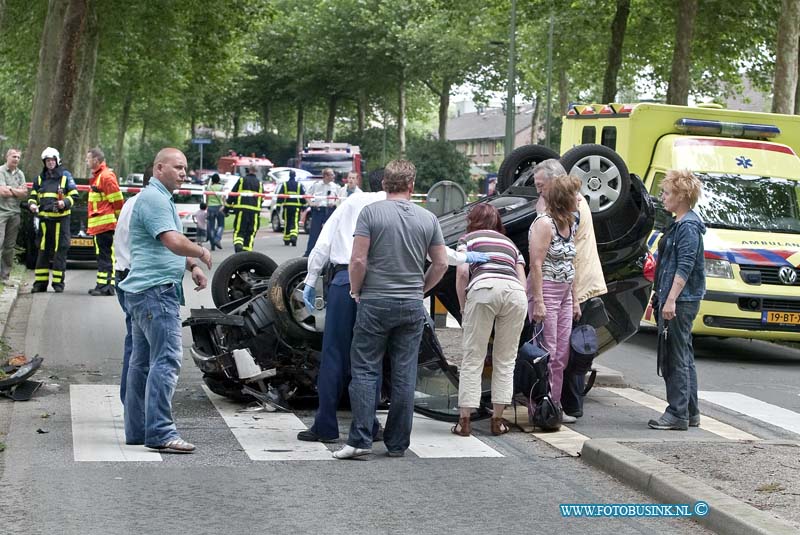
675, 118, 780, 139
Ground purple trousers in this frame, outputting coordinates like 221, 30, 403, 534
529, 279, 573, 403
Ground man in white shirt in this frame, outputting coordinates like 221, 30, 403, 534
297, 170, 488, 443
303, 168, 340, 257
337, 171, 362, 203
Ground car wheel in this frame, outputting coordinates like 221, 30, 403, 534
271, 211, 282, 232
202, 374, 254, 402
560, 144, 631, 220
266, 257, 323, 343
497, 144, 560, 192
211, 251, 278, 308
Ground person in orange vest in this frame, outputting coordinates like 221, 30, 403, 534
86, 147, 124, 296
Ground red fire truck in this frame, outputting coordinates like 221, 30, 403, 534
216, 152, 274, 181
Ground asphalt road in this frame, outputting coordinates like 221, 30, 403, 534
8, 226, 795, 535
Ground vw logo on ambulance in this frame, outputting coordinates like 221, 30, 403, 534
778, 266, 798, 285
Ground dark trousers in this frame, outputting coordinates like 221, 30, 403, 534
282, 206, 300, 244
93, 230, 115, 288
115, 269, 131, 404
310, 270, 381, 439
34, 216, 70, 290
304, 206, 334, 256
232, 209, 259, 252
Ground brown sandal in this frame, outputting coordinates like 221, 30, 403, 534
451, 416, 471, 436
491, 417, 510, 436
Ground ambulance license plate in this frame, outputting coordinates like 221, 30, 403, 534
762, 311, 800, 325
70, 238, 94, 247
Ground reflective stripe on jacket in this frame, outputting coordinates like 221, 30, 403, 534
228, 174, 263, 211
29, 170, 79, 219
87, 162, 124, 235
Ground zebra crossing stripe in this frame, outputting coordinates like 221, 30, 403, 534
70, 385, 162, 462
203, 386, 333, 461
530, 426, 589, 457
601, 387, 759, 441
699, 391, 800, 437
377, 412, 503, 458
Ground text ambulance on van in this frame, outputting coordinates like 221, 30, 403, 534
561, 103, 800, 342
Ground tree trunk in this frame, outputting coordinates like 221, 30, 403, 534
0, 0, 6, 31
326, 94, 337, 142
530, 95, 541, 144
772, 0, 800, 114
63, 0, 99, 173
190, 114, 196, 139
262, 101, 271, 133
398, 71, 406, 157
357, 89, 367, 138
602, 0, 630, 103
25, 0, 68, 178
114, 89, 132, 179
87, 93, 100, 149
140, 117, 147, 147
666, 0, 698, 105
438, 79, 451, 141
295, 102, 304, 161
232, 111, 240, 141
49, 0, 89, 153
558, 67, 568, 116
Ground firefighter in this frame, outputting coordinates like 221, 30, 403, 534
227, 166, 263, 252
86, 147, 124, 296
28, 147, 78, 293
275, 170, 305, 246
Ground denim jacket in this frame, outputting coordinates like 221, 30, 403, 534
655, 209, 706, 303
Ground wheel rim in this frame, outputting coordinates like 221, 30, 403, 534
285, 272, 325, 333
226, 263, 272, 301
510, 159, 538, 187
272, 213, 280, 231
569, 154, 622, 213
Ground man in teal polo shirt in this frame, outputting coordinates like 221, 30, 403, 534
120, 148, 212, 453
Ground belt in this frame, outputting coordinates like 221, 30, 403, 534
331, 263, 349, 276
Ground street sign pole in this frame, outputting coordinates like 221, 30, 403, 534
504, 0, 517, 158
192, 138, 211, 171
199, 143, 204, 172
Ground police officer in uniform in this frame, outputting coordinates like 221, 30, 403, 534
275, 170, 305, 246
227, 167, 263, 252
28, 147, 78, 293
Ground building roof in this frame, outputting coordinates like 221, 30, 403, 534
446, 105, 535, 142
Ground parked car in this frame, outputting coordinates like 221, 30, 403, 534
123, 173, 144, 186
173, 183, 206, 240
185, 146, 655, 420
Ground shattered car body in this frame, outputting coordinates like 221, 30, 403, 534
186, 159, 655, 421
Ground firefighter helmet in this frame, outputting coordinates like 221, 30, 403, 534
41, 147, 61, 165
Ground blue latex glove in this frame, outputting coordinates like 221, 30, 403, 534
302, 284, 316, 313
465, 251, 490, 264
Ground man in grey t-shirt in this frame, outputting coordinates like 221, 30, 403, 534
0, 149, 28, 281
333, 159, 448, 460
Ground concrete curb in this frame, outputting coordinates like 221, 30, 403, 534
0, 283, 19, 339
593, 364, 626, 387
581, 438, 798, 535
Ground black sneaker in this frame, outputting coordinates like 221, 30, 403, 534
386, 450, 405, 457
648, 417, 688, 431
689, 415, 701, 427
297, 429, 338, 443
52, 285, 64, 293
31, 285, 47, 294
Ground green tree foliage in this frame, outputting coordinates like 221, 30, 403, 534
406, 136, 472, 193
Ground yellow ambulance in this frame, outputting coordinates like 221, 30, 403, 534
560, 103, 800, 341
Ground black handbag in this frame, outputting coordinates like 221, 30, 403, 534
514, 325, 551, 404
566, 324, 599, 396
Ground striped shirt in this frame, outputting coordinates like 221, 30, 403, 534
531, 214, 576, 283
457, 229, 525, 291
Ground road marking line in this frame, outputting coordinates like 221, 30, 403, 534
699, 391, 800, 437
601, 387, 759, 441
529, 426, 590, 457
377, 412, 503, 458
70, 385, 162, 462
203, 386, 333, 461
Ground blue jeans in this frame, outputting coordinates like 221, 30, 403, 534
347, 298, 425, 452
124, 283, 183, 446
311, 270, 380, 439
207, 205, 224, 245
304, 206, 334, 256
115, 273, 132, 405
657, 300, 700, 425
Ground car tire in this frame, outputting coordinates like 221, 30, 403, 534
497, 144, 560, 192
211, 251, 278, 308
266, 257, 323, 343
560, 144, 631, 220
202, 374, 254, 402
271, 211, 283, 232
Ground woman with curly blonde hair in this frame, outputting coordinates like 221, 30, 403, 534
649, 169, 705, 431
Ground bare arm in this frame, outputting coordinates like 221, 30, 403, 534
11, 186, 28, 199
348, 235, 370, 299
159, 230, 212, 269
456, 263, 469, 312
423, 244, 448, 294
515, 263, 526, 287
528, 219, 551, 322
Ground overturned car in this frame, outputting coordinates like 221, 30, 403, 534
186, 145, 655, 421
